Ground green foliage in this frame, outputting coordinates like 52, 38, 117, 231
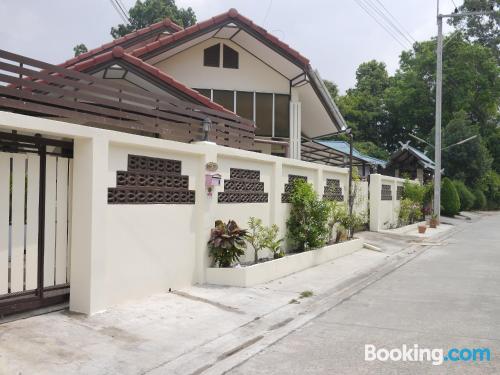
486, 128, 500, 173
479, 170, 500, 209
441, 178, 461, 216
453, 180, 475, 211
73, 44, 88, 57
402, 180, 426, 205
208, 220, 247, 267
472, 187, 487, 209
441, 111, 492, 185
329, 202, 365, 240
246, 217, 284, 263
323, 80, 339, 101
448, 0, 500, 62
353, 141, 390, 160
110, 0, 197, 38
398, 198, 422, 226
286, 180, 331, 251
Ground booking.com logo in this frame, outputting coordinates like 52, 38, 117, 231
365, 344, 491, 366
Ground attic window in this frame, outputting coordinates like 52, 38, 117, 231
223, 45, 239, 69
204, 44, 220, 67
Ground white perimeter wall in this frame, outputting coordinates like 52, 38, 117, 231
0, 112, 353, 315
369, 174, 407, 231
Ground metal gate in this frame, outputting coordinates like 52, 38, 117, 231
0, 131, 73, 317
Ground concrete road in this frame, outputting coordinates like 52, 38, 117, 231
229, 212, 500, 375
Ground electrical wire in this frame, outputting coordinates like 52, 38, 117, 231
373, 0, 416, 42
362, 0, 414, 45
109, 0, 129, 24
352, 0, 410, 49
115, 0, 130, 22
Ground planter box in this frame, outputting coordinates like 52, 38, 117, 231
206, 238, 363, 287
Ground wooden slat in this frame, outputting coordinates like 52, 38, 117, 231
0, 48, 255, 150
10, 155, 25, 293
25, 154, 39, 290
44, 156, 57, 287
55, 157, 68, 285
0, 154, 10, 294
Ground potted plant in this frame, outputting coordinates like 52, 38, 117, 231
208, 220, 247, 267
429, 213, 439, 228
418, 224, 427, 234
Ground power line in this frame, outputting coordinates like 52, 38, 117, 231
115, 0, 130, 21
373, 0, 416, 42
109, 0, 129, 24
363, 0, 414, 45
353, 0, 410, 49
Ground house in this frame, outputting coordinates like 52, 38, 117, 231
61, 8, 347, 160
385, 142, 435, 183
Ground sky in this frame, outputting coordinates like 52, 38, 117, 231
0, 0, 458, 93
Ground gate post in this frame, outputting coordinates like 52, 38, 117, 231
69, 136, 109, 315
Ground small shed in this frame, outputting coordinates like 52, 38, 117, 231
385, 142, 435, 183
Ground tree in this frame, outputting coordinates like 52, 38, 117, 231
110, 0, 196, 39
441, 111, 492, 185
323, 80, 339, 101
441, 177, 461, 216
486, 126, 500, 173
337, 60, 390, 145
73, 43, 88, 57
353, 141, 389, 160
448, 0, 500, 61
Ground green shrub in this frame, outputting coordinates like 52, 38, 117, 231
479, 171, 500, 210
246, 217, 284, 263
402, 180, 426, 204
441, 177, 461, 216
398, 198, 422, 226
472, 188, 487, 209
287, 180, 331, 251
453, 181, 475, 211
208, 220, 247, 267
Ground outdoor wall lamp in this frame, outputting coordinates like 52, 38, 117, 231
202, 117, 212, 141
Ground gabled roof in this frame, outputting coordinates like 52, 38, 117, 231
131, 8, 309, 68
70, 46, 231, 113
316, 141, 387, 167
61, 18, 183, 68
388, 143, 436, 170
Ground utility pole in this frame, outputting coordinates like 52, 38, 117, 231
433, 2, 497, 220
434, 11, 443, 221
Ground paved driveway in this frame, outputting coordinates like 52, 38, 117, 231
230, 212, 500, 374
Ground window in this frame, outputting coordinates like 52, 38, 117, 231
274, 94, 290, 137
223, 44, 239, 69
236, 91, 253, 120
213, 90, 234, 111
255, 93, 273, 136
203, 44, 220, 67
195, 88, 211, 99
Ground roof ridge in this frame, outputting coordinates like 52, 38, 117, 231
130, 8, 310, 67
61, 17, 183, 68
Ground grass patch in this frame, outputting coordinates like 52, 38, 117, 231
299, 290, 314, 299
289, 299, 300, 304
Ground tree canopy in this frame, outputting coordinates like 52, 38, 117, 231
110, 0, 196, 39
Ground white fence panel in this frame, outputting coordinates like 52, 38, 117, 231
0, 154, 9, 294
26, 154, 40, 290
55, 157, 69, 285
10, 155, 26, 293
44, 155, 57, 287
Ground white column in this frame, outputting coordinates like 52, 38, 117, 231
289, 101, 301, 160
69, 136, 109, 315
369, 174, 382, 232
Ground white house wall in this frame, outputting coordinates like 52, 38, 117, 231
154, 38, 290, 94
0, 111, 359, 315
